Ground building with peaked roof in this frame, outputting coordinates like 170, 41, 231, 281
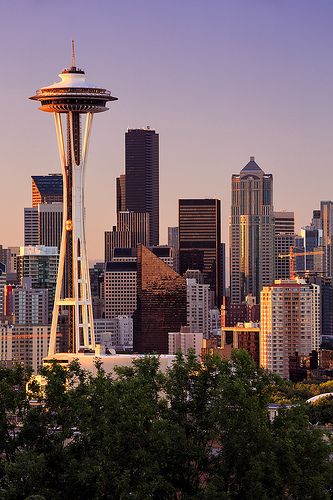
230, 156, 274, 304
133, 245, 187, 354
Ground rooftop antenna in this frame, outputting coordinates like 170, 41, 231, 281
71, 39, 75, 68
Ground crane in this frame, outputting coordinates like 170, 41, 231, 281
278, 246, 323, 280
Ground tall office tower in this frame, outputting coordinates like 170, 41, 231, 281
260, 280, 320, 379
17, 246, 58, 322
230, 157, 274, 304
13, 278, 49, 325
104, 261, 137, 319
179, 199, 222, 307
24, 203, 63, 250
30, 45, 117, 354
186, 278, 210, 338
274, 211, 295, 235
168, 227, 179, 273
133, 245, 187, 354
32, 174, 63, 207
125, 128, 159, 246
320, 201, 333, 276
116, 174, 126, 213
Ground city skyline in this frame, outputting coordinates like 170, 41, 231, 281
1, 1, 333, 259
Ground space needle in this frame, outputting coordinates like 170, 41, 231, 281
30, 42, 117, 355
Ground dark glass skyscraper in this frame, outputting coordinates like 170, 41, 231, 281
179, 199, 222, 306
133, 245, 187, 354
31, 174, 63, 207
125, 128, 159, 246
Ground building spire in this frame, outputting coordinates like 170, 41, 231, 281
71, 39, 76, 68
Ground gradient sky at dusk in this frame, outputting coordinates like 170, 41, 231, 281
1, 0, 333, 260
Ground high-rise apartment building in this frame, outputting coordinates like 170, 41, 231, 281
31, 174, 63, 207
260, 280, 320, 378
125, 128, 159, 246
230, 157, 274, 304
133, 245, 187, 354
179, 199, 222, 306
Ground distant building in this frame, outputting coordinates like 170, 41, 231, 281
24, 203, 63, 250
230, 157, 274, 304
0, 263, 6, 321
260, 279, 320, 378
0, 324, 56, 372
94, 316, 133, 351
16, 246, 58, 321
186, 278, 210, 338
320, 201, 333, 276
104, 212, 150, 261
179, 199, 222, 306
104, 261, 137, 319
168, 326, 203, 357
31, 174, 63, 207
133, 245, 187, 354
274, 211, 294, 235
221, 295, 260, 327
222, 322, 260, 365
13, 278, 48, 325
168, 226, 179, 273
116, 174, 126, 213
125, 128, 159, 246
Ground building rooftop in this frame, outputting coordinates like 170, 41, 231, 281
240, 156, 263, 174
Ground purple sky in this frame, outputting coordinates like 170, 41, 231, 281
1, 0, 333, 260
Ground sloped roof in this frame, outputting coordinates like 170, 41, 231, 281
240, 156, 263, 173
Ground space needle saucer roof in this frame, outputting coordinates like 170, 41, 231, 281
30, 44, 117, 113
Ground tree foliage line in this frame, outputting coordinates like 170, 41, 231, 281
0, 350, 332, 499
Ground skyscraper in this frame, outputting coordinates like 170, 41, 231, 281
230, 156, 274, 304
125, 128, 159, 246
179, 199, 222, 306
133, 245, 187, 354
30, 45, 117, 354
31, 174, 63, 207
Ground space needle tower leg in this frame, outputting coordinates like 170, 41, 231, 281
30, 45, 117, 356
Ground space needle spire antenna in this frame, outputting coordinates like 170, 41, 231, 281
30, 46, 117, 355
71, 39, 76, 68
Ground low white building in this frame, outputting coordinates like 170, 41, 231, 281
168, 326, 203, 357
